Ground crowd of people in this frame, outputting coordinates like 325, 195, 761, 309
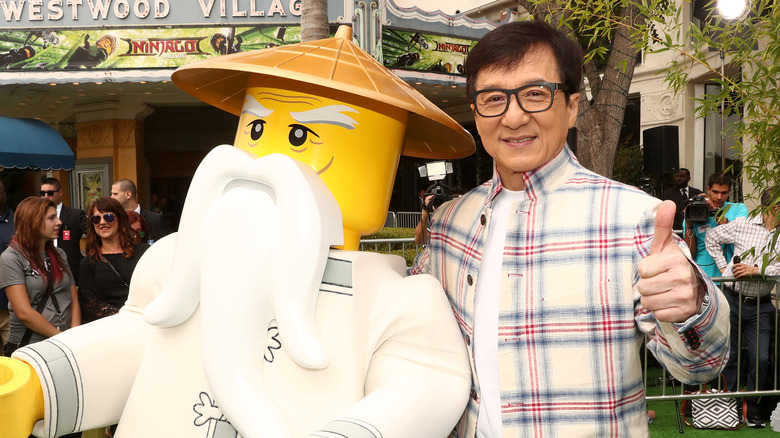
0, 177, 171, 359
0, 176, 173, 436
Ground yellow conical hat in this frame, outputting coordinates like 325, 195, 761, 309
172, 26, 474, 159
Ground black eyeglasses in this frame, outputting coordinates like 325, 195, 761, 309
40, 190, 59, 196
90, 213, 116, 225
470, 82, 570, 117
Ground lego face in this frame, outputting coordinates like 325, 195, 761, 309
234, 82, 408, 249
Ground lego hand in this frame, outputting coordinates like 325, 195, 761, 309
638, 200, 704, 323
0, 356, 45, 438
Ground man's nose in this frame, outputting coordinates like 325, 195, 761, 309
502, 94, 530, 126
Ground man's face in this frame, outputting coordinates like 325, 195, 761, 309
40, 183, 62, 205
766, 206, 780, 228
674, 170, 691, 188
471, 45, 579, 190
706, 183, 731, 208
110, 183, 130, 208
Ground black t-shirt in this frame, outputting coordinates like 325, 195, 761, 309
78, 243, 149, 321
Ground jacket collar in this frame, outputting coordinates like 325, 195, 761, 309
486, 145, 579, 204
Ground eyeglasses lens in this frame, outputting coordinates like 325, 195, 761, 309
90, 213, 116, 225
40, 190, 56, 196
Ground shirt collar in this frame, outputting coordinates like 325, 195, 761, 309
486, 145, 579, 203
56, 202, 63, 217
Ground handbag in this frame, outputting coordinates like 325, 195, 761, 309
680, 377, 746, 429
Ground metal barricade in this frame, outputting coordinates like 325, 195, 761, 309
645, 275, 780, 404
395, 211, 422, 229
358, 237, 422, 266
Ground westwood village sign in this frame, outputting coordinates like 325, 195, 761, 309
0, 0, 345, 28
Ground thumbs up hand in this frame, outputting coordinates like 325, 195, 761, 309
637, 201, 706, 323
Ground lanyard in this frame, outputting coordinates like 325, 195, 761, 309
44, 255, 64, 321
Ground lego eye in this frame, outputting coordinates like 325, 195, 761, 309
288, 124, 318, 147
248, 120, 266, 141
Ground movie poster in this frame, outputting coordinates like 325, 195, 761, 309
382, 28, 476, 76
0, 25, 300, 70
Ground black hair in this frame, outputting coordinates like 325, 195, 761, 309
465, 21, 583, 102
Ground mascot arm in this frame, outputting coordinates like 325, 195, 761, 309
4, 237, 172, 438
0, 357, 45, 438
310, 274, 471, 438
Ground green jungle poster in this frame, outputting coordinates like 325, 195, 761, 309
0, 25, 299, 70
382, 28, 476, 76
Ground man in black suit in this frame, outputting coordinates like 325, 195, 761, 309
111, 179, 172, 243
662, 168, 702, 232
41, 177, 88, 284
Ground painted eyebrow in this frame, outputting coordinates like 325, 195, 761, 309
241, 95, 274, 118
289, 105, 359, 129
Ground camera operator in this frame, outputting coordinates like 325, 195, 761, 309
662, 168, 703, 232
683, 172, 748, 277
414, 182, 453, 245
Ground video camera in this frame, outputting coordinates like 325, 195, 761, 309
638, 177, 656, 197
418, 161, 454, 212
684, 193, 718, 223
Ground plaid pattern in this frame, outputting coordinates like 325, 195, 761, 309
411, 147, 730, 438
705, 214, 780, 297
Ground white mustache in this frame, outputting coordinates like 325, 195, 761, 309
141, 146, 344, 437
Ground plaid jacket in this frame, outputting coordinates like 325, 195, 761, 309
411, 147, 730, 438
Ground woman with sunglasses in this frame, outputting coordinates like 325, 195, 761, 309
78, 197, 148, 323
0, 197, 80, 357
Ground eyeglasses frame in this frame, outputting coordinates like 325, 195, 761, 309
470, 82, 571, 118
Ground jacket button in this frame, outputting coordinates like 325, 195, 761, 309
467, 274, 473, 285
465, 335, 471, 346
480, 214, 486, 225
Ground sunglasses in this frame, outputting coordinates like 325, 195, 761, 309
40, 190, 59, 196
90, 213, 116, 225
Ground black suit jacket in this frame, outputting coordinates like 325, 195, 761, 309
57, 204, 88, 284
662, 186, 703, 232
140, 208, 172, 243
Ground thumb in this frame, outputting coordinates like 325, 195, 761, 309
650, 200, 676, 254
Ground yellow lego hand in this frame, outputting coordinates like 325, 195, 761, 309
0, 356, 44, 438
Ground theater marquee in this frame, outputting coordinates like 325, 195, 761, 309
0, 0, 347, 28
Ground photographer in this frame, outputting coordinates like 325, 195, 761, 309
414, 162, 454, 245
414, 182, 454, 245
683, 172, 748, 277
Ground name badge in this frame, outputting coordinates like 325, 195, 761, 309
63, 230, 71, 241
696, 224, 711, 235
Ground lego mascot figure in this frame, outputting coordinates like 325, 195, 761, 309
0, 26, 474, 438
